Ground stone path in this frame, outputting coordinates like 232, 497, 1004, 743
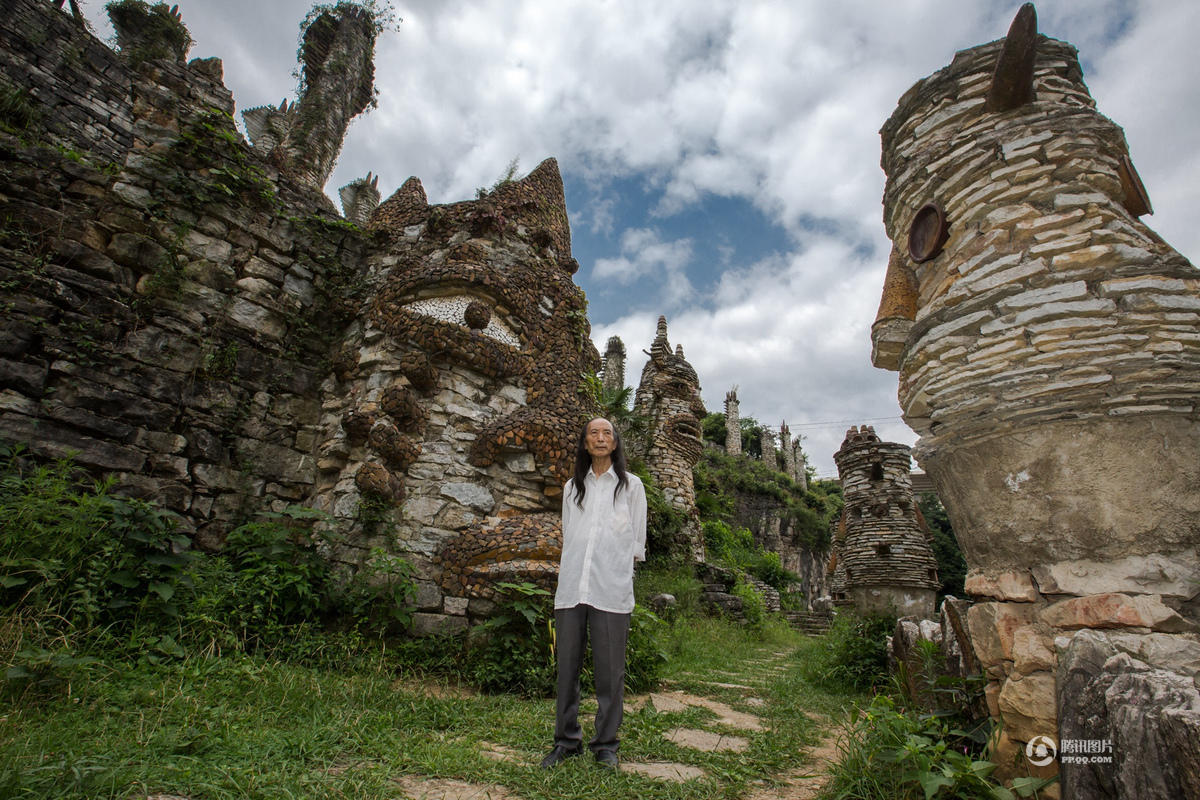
146, 648, 842, 800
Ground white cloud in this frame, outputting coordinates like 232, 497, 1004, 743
77, 0, 1200, 477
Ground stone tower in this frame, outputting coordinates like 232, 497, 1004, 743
760, 427, 777, 471
723, 388, 741, 455
601, 335, 626, 394
779, 421, 794, 477
872, 4, 1200, 791
632, 316, 706, 560
831, 426, 938, 618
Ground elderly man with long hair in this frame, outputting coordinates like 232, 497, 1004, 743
540, 417, 647, 770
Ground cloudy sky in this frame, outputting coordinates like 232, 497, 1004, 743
85, 0, 1200, 477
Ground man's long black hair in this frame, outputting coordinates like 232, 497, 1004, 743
570, 418, 629, 508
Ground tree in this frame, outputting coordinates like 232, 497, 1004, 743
918, 492, 967, 598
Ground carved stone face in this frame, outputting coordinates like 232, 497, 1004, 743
632, 318, 706, 559
319, 158, 600, 608
870, 8, 1200, 580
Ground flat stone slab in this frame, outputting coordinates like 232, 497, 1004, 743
624, 761, 708, 782
654, 691, 764, 731
392, 775, 519, 800
666, 727, 750, 752
478, 742, 523, 762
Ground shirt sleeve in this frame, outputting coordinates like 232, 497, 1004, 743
630, 477, 647, 562
561, 479, 574, 550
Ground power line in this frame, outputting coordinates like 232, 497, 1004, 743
751, 415, 905, 433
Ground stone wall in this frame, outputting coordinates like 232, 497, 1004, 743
0, 0, 601, 632
871, 4, 1200, 793
831, 426, 938, 618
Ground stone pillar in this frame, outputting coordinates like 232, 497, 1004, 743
871, 4, 1200, 791
779, 421, 794, 478
760, 427, 777, 471
793, 440, 808, 490
601, 336, 626, 394
830, 426, 938, 618
723, 388, 741, 455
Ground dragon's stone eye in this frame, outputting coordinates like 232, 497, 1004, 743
401, 295, 520, 347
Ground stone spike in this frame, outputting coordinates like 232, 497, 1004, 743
985, 3, 1038, 112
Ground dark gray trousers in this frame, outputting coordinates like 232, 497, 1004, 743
553, 604, 631, 754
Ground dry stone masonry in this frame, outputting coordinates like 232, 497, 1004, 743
872, 4, 1200, 794
631, 316, 706, 560
0, 0, 601, 633
830, 426, 938, 618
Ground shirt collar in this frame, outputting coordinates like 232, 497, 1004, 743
586, 464, 616, 483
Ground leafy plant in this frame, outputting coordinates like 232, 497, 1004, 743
624, 604, 667, 693
825, 694, 1056, 800
807, 610, 895, 692
730, 577, 766, 631
466, 581, 555, 697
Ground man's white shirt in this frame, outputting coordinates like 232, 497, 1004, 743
555, 467, 647, 614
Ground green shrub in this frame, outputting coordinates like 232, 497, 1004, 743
825, 694, 1055, 799
0, 445, 192, 647
466, 582, 556, 697
808, 610, 896, 691
624, 605, 667, 693
730, 577, 765, 631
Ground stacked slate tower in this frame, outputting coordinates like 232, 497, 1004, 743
831, 426, 939, 618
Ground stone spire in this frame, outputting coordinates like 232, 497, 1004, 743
793, 439, 808, 490
632, 316, 707, 561
339, 172, 380, 226
243, 3, 378, 192
601, 335, 626, 394
830, 426, 938, 618
760, 427, 777, 471
723, 387, 741, 456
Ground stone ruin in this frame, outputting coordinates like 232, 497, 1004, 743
830, 425, 938, 618
630, 316, 707, 561
0, 0, 602, 633
872, 4, 1200, 795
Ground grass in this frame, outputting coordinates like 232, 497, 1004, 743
0, 610, 863, 799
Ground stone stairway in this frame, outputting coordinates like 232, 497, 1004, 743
783, 610, 833, 635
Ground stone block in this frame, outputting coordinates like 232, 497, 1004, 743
412, 581, 442, 611
443, 596, 469, 616
1031, 552, 1200, 602
997, 670, 1057, 743
1040, 593, 1197, 633
965, 569, 1039, 602
1011, 624, 1057, 675
439, 482, 495, 511
410, 612, 468, 637
967, 601, 1038, 668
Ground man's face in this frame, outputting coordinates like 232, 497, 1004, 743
585, 419, 615, 460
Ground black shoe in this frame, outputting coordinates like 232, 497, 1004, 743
540, 745, 582, 768
594, 750, 619, 769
